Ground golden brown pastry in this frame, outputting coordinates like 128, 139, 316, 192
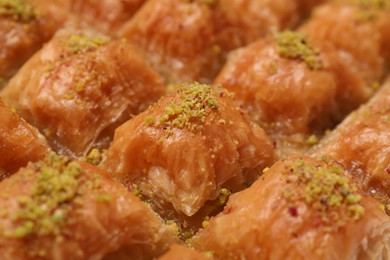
1, 29, 165, 157
299, 0, 390, 115
118, 0, 326, 84
0, 0, 65, 87
103, 83, 276, 218
214, 31, 338, 156
0, 153, 179, 259
311, 77, 390, 215
159, 245, 211, 260
215, 0, 389, 156
190, 156, 390, 259
0, 99, 49, 180
212, 0, 327, 52
118, 0, 220, 84
51, 0, 146, 35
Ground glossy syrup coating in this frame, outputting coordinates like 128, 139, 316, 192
118, 0, 221, 84
1, 29, 166, 157
50, 0, 146, 35
118, 0, 326, 84
190, 156, 390, 260
0, 0, 66, 87
215, 1, 390, 156
311, 78, 390, 215
0, 154, 179, 259
215, 31, 338, 156
212, 0, 322, 52
0, 99, 49, 180
103, 83, 276, 218
299, 0, 390, 115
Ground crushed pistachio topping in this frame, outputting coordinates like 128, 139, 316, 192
0, 0, 36, 22
352, 0, 389, 9
203, 251, 214, 258
85, 148, 102, 166
275, 31, 323, 70
282, 159, 365, 227
96, 194, 113, 202
3, 154, 110, 238
306, 135, 318, 145
202, 217, 210, 228
352, 0, 390, 20
5, 154, 84, 238
46, 39, 108, 102
147, 83, 218, 132
65, 34, 109, 54
218, 188, 231, 205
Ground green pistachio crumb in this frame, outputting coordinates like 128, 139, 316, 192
202, 217, 210, 228
353, 0, 389, 9
5, 154, 86, 238
75, 83, 84, 93
203, 251, 214, 258
353, 0, 390, 21
0, 0, 36, 22
96, 194, 113, 202
218, 188, 231, 205
158, 83, 218, 133
145, 116, 155, 126
306, 135, 318, 145
66, 34, 109, 54
281, 159, 365, 227
85, 148, 102, 166
275, 30, 323, 70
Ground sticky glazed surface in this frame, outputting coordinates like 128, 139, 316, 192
0, 154, 179, 259
0, 0, 389, 259
103, 83, 276, 217
212, 0, 302, 52
1, 30, 165, 157
0, 0, 66, 87
190, 156, 390, 259
299, 1, 390, 114
311, 78, 390, 215
214, 33, 338, 156
118, 0, 221, 84
118, 0, 326, 84
215, 0, 390, 156
0, 99, 49, 180
50, 0, 146, 34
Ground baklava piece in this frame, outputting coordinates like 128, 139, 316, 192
1, 29, 165, 157
299, 0, 390, 114
0, 99, 49, 180
216, 1, 389, 155
212, 0, 326, 52
103, 83, 276, 223
119, 0, 325, 84
119, 0, 220, 84
0, 0, 65, 87
50, 0, 146, 35
311, 78, 390, 215
190, 156, 390, 259
215, 31, 338, 156
0, 154, 178, 259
